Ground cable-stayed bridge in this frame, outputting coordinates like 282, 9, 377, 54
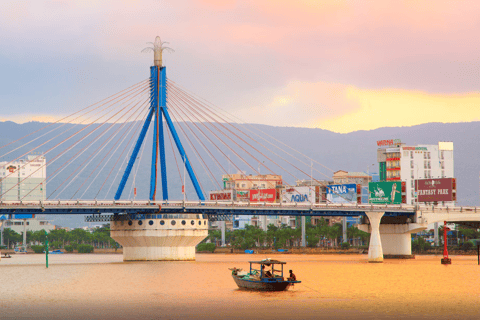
1, 37, 479, 262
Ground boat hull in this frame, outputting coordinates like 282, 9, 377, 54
232, 275, 294, 291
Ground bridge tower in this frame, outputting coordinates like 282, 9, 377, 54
110, 37, 208, 261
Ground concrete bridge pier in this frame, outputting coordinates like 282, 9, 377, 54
111, 214, 208, 261
365, 211, 385, 263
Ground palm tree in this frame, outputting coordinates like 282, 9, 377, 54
142, 36, 174, 67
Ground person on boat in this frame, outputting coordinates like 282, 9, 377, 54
288, 270, 296, 281
264, 270, 273, 278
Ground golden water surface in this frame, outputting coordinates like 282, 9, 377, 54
1, 253, 479, 319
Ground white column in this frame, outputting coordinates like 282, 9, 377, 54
365, 211, 385, 263
342, 217, 347, 243
301, 216, 306, 247
221, 220, 226, 247
434, 222, 439, 246
262, 215, 267, 231
23, 219, 27, 246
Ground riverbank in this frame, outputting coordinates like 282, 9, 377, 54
209, 246, 480, 256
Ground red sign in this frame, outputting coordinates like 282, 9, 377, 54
6, 165, 16, 173
209, 191, 232, 201
249, 189, 276, 202
377, 139, 401, 147
416, 178, 455, 202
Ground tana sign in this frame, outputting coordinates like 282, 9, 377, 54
369, 181, 402, 204
416, 178, 455, 202
326, 184, 357, 204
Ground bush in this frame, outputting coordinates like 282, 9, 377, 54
31, 245, 45, 254
64, 245, 74, 253
341, 242, 351, 250
51, 241, 62, 249
197, 243, 216, 253
77, 244, 94, 253
461, 241, 474, 252
412, 237, 431, 252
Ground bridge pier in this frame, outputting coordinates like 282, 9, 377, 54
365, 211, 385, 263
111, 215, 208, 261
360, 213, 426, 262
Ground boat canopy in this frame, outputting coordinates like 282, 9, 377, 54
248, 260, 286, 265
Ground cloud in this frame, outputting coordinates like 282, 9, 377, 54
237, 80, 480, 133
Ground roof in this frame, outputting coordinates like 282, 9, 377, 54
249, 259, 286, 265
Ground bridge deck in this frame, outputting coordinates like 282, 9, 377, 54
1, 200, 476, 217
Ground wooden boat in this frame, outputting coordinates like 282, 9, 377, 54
231, 259, 300, 291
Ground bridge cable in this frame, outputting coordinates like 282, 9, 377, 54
0, 79, 149, 153
49, 97, 149, 199
79, 107, 150, 199
2, 86, 151, 200
0, 82, 150, 184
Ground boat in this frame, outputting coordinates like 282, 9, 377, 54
14, 246, 27, 254
231, 258, 301, 291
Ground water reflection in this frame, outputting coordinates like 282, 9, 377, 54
0, 254, 479, 319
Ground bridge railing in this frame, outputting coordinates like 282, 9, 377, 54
0, 200, 478, 214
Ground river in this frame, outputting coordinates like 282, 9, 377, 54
1, 253, 479, 319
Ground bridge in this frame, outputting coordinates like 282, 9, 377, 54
1, 36, 479, 262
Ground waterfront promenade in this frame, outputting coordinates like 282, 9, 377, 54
1, 254, 479, 319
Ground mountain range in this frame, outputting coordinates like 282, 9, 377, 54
0, 120, 478, 228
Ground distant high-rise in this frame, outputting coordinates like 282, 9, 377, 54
0, 154, 46, 201
377, 141, 454, 205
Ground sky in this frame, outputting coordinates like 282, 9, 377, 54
1, 0, 480, 133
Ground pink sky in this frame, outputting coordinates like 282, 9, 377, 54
1, 0, 479, 132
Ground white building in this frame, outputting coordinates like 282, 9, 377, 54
377, 141, 454, 205
2, 217, 55, 234
0, 154, 46, 201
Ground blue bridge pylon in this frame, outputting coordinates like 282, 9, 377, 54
114, 37, 204, 201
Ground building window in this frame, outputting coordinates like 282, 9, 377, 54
440, 151, 444, 160
411, 180, 414, 188
410, 152, 414, 159
441, 171, 445, 178
411, 171, 414, 179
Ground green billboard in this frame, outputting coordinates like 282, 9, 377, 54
369, 181, 402, 204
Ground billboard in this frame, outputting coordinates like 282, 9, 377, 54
235, 190, 249, 201
209, 190, 233, 201
281, 186, 316, 204
326, 184, 357, 204
249, 189, 276, 203
369, 181, 402, 204
416, 178, 455, 202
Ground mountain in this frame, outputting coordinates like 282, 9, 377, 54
0, 120, 478, 228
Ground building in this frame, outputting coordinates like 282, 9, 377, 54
377, 140, 454, 205
222, 173, 282, 193
2, 217, 55, 234
0, 154, 46, 201
221, 173, 283, 230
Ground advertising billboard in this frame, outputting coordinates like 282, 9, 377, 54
326, 184, 357, 204
235, 190, 249, 201
209, 190, 233, 201
369, 181, 402, 204
281, 186, 316, 204
249, 189, 276, 203
416, 178, 455, 202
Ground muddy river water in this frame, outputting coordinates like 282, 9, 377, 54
1, 253, 479, 319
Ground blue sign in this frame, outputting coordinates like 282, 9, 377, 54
0, 214, 7, 220
326, 184, 357, 204
13, 214, 34, 219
